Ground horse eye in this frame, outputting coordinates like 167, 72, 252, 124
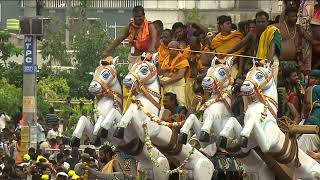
256, 72, 263, 80
218, 69, 226, 76
140, 67, 148, 75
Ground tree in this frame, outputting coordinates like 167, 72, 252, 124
41, 18, 71, 66
0, 78, 22, 118
0, 31, 22, 67
183, 8, 205, 23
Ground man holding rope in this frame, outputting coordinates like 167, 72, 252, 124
102, 6, 158, 70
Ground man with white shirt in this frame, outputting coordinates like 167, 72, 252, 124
47, 125, 59, 140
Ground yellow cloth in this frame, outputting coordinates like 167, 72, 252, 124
185, 78, 196, 110
160, 52, 190, 79
158, 42, 169, 67
182, 46, 191, 60
36, 155, 49, 163
101, 159, 118, 173
256, 25, 280, 63
211, 31, 244, 78
163, 78, 187, 106
123, 85, 132, 112
211, 31, 244, 55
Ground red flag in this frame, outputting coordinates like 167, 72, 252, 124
19, 113, 28, 126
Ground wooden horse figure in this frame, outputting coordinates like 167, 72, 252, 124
237, 61, 320, 179
71, 57, 124, 147
113, 59, 214, 180
179, 57, 238, 146
71, 57, 169, 179
179, 57, 274, 180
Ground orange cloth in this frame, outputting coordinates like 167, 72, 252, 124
161, 52, 190, 79
15, 143, 22, 164
128, 18, 150, 51
211, 31, 244, 56
158, 42, 169, 67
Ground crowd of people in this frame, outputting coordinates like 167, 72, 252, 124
1, 0, 320, 179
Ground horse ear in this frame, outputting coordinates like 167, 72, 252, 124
265, 62, 273, 74
251, 58, 257, 68
211, 56, 218, 67
112, 56, 119, 65
151, 52, 159, 65
225, 56, 233, 68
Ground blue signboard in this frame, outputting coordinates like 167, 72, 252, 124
24, 35, 36, 74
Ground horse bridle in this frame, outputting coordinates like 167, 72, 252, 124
129, 61, 161, 109
93, 65, 122, 111
246, 66, 278, 119
203, 64, 233, 112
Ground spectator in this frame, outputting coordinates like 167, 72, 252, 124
99, 145, 121, 173
46, 106, 59, 126
160, 41, 190, 106
47, 125, 59, 140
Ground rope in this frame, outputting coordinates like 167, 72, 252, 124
277, 116, 301, 167
168, 48, 267, 61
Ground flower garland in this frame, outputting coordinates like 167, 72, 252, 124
142, 123, 160, 167
164, 145, 196, 175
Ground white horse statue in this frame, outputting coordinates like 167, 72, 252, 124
71, 57, 170, 179
71, 57, 124, 147
179, 57, 237, 150
179, 57, 274, 180
226, 61, 320, 179
113, 59, 214, 180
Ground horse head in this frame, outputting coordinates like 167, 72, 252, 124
202, 56, 234, 93
123, 59, 158, 90
241, 61, 274, 97
88, 56, 119, 96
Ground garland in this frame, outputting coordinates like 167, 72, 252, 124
164, 145, 196, 175
143, 123, 160, 167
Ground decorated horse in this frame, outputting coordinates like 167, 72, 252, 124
223, 60, 320, 179
71, 57, 124, 147
71, 57, 170, 180
112, 59, 214, 179
178, 57, 274, 180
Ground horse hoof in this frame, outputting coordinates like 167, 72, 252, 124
199, 131, 210, 142
113, 127, 124, 139
219, 136, 228, 149
94, 138, 101, 147
240, 136, 248, 148
71, 137, 80, 148
100, 128, 109, 139
178, 133, 188, 144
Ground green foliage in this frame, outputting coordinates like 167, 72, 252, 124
41, 18, 70, 66
0, 62, 23, 87
183, 8, 205, 23
0, 31, 23, 66
38, 77, 70, 100
0, 78, 22, 117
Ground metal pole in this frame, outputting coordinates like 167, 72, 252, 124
22, 0, 37, 150
66, 0, 71, 49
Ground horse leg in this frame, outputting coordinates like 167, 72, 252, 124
199, 113, 213, 142
293, 149, 320, 179
179, 114, 200, 144
219, 117, 243, 148
114, 106, 134, 139
100, 109, 122, 138
71, 116, 93, 147
240, 116, 256, 148
92, 115, 106, 146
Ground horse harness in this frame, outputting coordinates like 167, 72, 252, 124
200, 64, 233, 112
129, 61, 162, 109
93, 65, 122, 111
246, 66, 278, 120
